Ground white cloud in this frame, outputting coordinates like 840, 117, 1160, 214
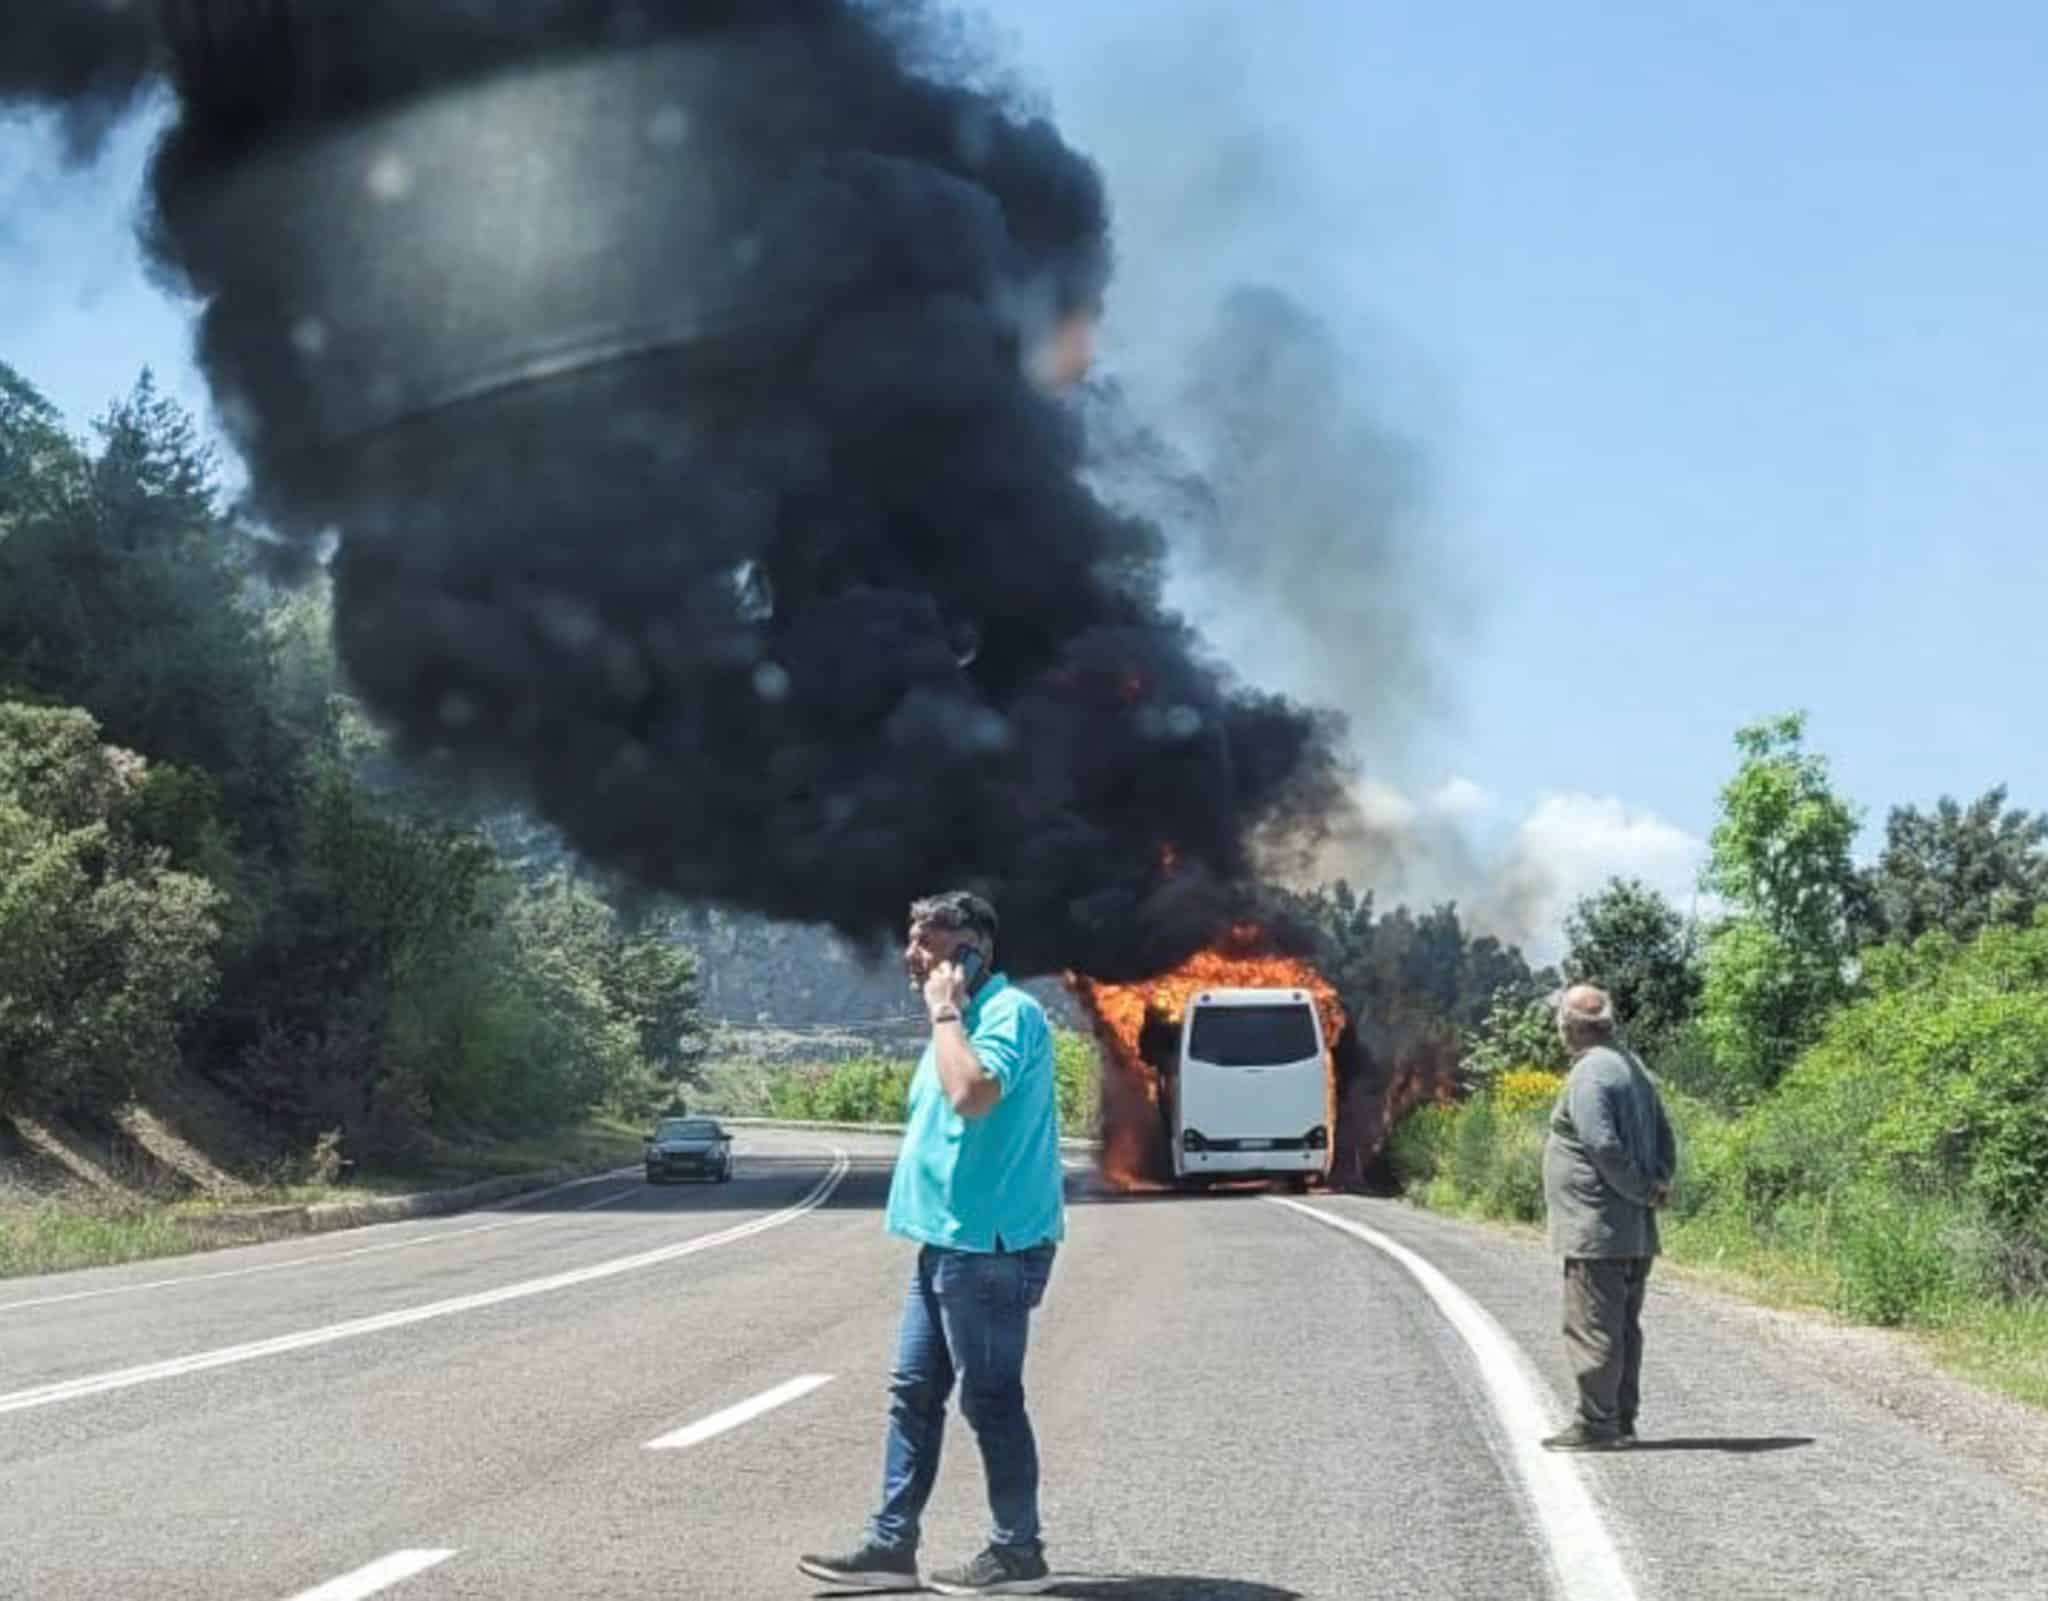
1307, 777, 1707, 967
1487, 793, 1709, 964
1354, 778, 1420, 831
1427, 775, 1492, 820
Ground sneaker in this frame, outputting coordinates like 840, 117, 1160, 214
929, 1543, 1053, 1596
797, 1543, 921, 1591
1540, 1421, 1629, 1452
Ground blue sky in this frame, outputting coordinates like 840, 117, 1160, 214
3, 1, 2043, 951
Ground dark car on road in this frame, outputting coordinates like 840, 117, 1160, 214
644, 1117, 734, 1184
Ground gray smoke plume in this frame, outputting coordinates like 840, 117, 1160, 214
1, 0, 1356, 978
1010, 1, 1493, 921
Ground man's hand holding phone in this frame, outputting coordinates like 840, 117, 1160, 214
924, 945, 983, 1026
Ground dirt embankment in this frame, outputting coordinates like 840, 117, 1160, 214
1, 1072, 284, 1205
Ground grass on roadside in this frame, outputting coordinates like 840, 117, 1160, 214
0, 1195, 201, 1280
0, 1118, 648, 1280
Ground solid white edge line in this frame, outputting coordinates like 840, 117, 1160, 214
0, 1150, 850, 1418
644, 1373, 836, 1451
0, 1165, 646, 1316
282, 1548, 456, 1601
1268, 1196, 1640, 1601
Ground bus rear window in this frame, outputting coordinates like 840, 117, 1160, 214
1186, 1004, 1320, 1066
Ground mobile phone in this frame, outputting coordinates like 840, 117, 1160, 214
952, 943, 986, 990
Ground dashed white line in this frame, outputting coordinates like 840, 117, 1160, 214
645, 1373, 836, 1451
1270, 1196, 1639, 1601
282, 1548, 455, 1601
0, 1150, 850, 1418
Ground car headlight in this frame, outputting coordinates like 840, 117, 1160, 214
1182, 1129, 1208, 1152
1305, 1125, 1328, 1151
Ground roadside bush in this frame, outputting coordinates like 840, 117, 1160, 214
1649, 1019, 1748, 1112
1053, 1028, 1102, 1138
1387, 1102, 1456, 1190
1480, 1115, 1547, 1223
771, 1056, 914, 1123
1744, 916, 2048, 1228
1661, 1088, 1738, 1221
1447, 1098, 1503, 1201
1833, 1186, 1976, 1326
764, 1027, 1100, 1133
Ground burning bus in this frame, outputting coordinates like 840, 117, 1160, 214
1071, 937, 1346, 1192
1167, 987, 1330, 1187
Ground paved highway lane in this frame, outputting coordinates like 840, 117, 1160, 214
1, 1130, 2044, 1599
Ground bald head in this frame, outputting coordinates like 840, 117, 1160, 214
1557, 984, 1618, 1053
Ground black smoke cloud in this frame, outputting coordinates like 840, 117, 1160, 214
0, 0, 160, 157
2, 1, 1349, 978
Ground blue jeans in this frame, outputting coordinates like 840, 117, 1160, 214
866, 1242, 1057, 1555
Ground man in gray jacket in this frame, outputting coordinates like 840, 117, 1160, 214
1541, 983, 1678, 1451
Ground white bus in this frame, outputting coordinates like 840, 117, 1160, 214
1166, 987, 1331, 1188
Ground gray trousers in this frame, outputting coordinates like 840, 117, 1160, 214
1562, 1256, 1652, 1431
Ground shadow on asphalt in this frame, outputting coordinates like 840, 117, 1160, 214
1627, 1436, 1817, 1454
1039, 1579, 1304, 1599
807, 1581, 1301, 1600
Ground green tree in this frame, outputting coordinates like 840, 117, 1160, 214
1563, 877, 1701, 1046
0, 703, 223, 1108
1462, 981, 1569, 1081
0, 368, 295, 847
1287, 882, 1538, 1037
1699, 713, 1860, 1094
603, 914, 708, 1106
0, 364, 88, 541
0, 360, 697, 1154
1850, 786, 2048, 948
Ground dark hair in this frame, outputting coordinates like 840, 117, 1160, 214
908, 889, 998, 946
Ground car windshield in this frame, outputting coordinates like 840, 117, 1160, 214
656, 1120, 718, 1140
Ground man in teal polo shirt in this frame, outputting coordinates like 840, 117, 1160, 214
801, 890, 1065, 1597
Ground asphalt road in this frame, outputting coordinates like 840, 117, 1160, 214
1, 1129, 2043, 1600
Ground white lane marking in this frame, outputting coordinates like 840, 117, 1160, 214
282, 1548, 455, 1601
0, 1166, 648, 1316
1270, 1197, 1639, 1601
0, 1151, 850, 1417
644, 1373, 836, 1451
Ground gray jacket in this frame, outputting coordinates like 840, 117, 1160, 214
1543, 1044, 1678, 1259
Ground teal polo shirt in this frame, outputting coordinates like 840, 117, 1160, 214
884, 973, 1066, 1253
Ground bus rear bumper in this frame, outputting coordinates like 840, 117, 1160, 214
1176, 1147, 1328, 1177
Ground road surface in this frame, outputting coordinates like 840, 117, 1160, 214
1, 1130, 2043, 1599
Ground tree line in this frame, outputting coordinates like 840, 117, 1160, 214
0, 363, 703, 1164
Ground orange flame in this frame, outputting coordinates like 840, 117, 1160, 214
1067, 930, 1346, 1190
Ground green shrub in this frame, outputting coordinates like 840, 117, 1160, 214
1754, 915, 2048, 1227
771, 1056, 914, 1123
1447, 1098, 1501, 1200
1479, 1115, 1548, 1223
1661, 1088, 1737, 1221
1388, 1102, 1456, 1189
765, 1028, 1100, 1134
1053, 1028, 1102, 1138
1833, 1187, 1973, 1326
